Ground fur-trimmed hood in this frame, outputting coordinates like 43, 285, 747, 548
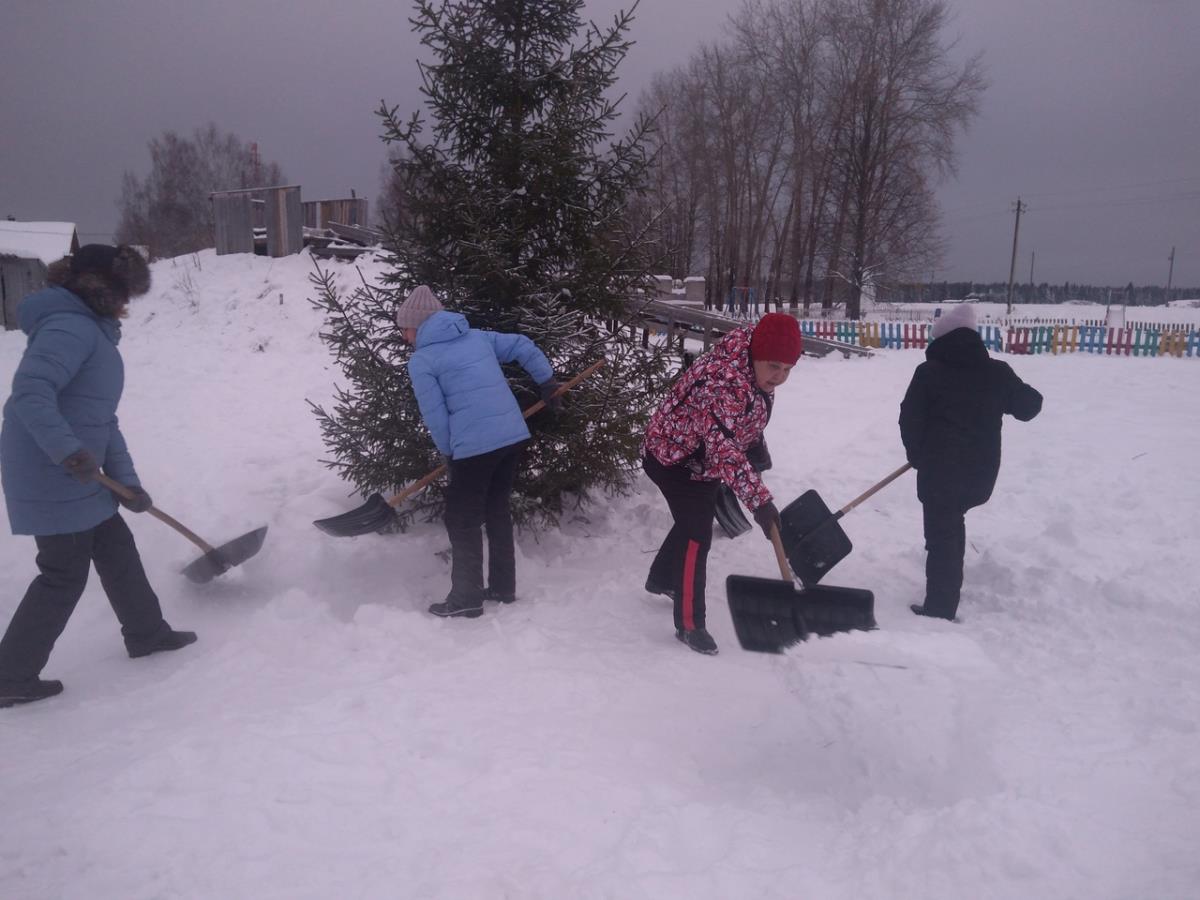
45, 245, 150, 319
16, 286, 122, 346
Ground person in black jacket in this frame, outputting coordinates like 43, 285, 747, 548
898, 305, 1043, 621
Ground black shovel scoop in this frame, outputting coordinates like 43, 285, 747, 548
95, 473, 268, 583
313, 359, 605, 537
779, 463, 912, 586
726, 525, 809, 653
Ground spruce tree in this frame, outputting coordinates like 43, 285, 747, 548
311, 0, 672, 529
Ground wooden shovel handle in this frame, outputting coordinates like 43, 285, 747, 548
93, 472, 218, 555
517, 357, 606, 420
768, 523, 792, 581
838, 463, 913, 516
385, 358, 607, 509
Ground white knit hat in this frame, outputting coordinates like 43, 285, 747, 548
394, 284, 444, 329
931, 304, 978, 340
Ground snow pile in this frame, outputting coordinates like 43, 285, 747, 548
1, 250, 1198, 899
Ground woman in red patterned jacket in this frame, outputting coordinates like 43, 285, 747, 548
643, 313, 803, 655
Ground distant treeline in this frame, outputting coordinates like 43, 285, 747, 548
889, 282, 1198, 306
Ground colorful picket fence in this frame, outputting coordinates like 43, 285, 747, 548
798, 320, 1004, 353
1004, 324, 1200, 358
792, 318, 1199, 358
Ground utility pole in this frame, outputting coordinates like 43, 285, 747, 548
1167, 246, 1176, 303
1006, 197, 1026, 315
1029, 250, 1036, 288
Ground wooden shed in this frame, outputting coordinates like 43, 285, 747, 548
0, 221, 79, 330
302, 197, 369, 230
211, 185, 303, 257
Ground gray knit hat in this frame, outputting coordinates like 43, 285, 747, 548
395, 284, 444, 329
931, 303, 978, 340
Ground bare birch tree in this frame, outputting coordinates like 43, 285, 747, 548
636, 0, 984, 319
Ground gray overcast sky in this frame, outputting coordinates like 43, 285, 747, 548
2, 0, 1197, 287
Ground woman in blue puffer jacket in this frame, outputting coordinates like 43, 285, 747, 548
0, 245, 195, 709
396, 285, 559, 618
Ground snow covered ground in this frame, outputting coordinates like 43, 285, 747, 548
2, 251, 1198, 899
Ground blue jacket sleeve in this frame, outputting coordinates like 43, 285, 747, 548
409, 352, 451, 456
481, 331, 554, 384
7, 317, 94, 463
102, 415, 141, 487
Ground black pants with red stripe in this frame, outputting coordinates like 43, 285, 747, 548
643, 453, 720, 632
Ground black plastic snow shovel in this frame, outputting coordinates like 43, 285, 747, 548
312, 358, 606, 537
726, 525, 809, 653
95, 473, 268, 584
779, 463, 912, 586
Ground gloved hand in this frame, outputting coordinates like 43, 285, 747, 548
752, 500, 781, 540
62, 449, 100, 483
538, 379, 563, 412
116, 486, 153, 513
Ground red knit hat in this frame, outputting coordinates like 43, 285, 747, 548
750, 313, 803, 364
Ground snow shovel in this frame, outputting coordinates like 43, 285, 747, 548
714, 485, 752, 538
779, 463, 912, 586
313, 358, 606, 537
714, 439, 771, 539
94, 473, 268, 584
726, 525, 809, 653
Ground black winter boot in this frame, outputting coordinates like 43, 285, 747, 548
0, 677, 64, 708
910, 604, 957, 622
676, 628, 718, 655
126, 621, 198, 658
483, 587, 517, 604
644, 575, 677, 601
428, 595, 484, 618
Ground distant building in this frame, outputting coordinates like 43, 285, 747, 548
0, 221, 80, 330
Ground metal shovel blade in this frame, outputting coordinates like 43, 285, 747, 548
780, 490, 853, 586
726, 575, 808, 654
181, 525, 269, 584
312, 493, 397, 537
714, 484, 752, 539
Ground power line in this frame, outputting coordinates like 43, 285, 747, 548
1029, 191, 1200, 213
939, 208, 1012, 225
1022, 174, 1200, 200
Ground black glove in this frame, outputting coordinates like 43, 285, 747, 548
116, 486, 153, 513
538, 379, 563, 412
752, 501, 781, 540
62, 449, 100, 483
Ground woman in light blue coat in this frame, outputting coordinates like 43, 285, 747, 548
0, 245, 195, 709
397, 285, 559, 618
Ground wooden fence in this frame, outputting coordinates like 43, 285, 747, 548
1004, 324, 1200, 357
791, 319, 1198, 358
799, 320, 1005, 352
629, 303, 1200, 359
302, 198, 368, 230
